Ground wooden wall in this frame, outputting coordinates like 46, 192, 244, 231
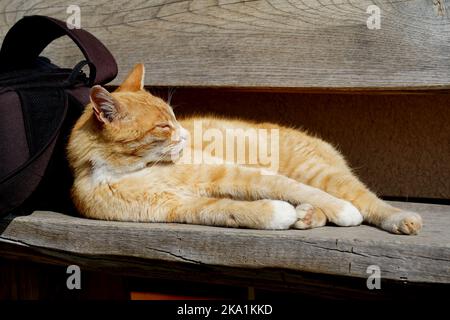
1, 1, 450, 90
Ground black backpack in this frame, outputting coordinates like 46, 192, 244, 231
0, 15, 117, 216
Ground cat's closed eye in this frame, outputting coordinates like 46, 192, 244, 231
155, 123, 171, 130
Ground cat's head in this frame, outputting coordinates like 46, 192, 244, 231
88, 64, 188, 166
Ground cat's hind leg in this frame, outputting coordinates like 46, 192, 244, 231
192, 122, 420, 233
288, 162, 422, 234
276, 127, 423, 234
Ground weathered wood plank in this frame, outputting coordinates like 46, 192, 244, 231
1, 1, 450, 89
1, 201, 449, 285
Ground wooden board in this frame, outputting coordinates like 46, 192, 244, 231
1, 1, 450, 89
1, 201, 449, 285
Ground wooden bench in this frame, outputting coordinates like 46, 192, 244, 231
1, 1, 449, 300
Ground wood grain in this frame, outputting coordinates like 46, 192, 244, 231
1, 201, 449, 285
1, 1, 450, 89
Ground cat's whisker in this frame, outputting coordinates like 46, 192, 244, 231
145, 147, 175, 169
167, 87, 177, 105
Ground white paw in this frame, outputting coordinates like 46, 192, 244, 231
381, 211, 422, 235
266, 200, 297, 230
296, 203, 314, 219
332, 201, 363, 227
294, 203, 314, 229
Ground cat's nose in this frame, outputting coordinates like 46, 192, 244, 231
171, 127, 188, 143
171, 135, 185, 144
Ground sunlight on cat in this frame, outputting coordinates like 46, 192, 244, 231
67, 64, 422, 235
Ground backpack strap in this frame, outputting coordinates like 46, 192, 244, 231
0, 15, 117, 85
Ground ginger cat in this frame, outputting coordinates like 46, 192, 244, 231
67, 64, 423, 235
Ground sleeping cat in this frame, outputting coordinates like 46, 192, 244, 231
67, 64, 422, 235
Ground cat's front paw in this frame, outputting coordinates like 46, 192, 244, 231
294, 203, 327, 229
266, 200, 297, 230
318, 200, 363, 227
381, 211, 423, 235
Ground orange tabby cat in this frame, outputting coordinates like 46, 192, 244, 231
67, 64, 422, 235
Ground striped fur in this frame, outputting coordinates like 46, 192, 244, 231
67, 64, 422, 234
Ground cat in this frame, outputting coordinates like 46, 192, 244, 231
67, 64, 423, 235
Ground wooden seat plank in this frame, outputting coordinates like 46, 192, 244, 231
1, 201, 449, 285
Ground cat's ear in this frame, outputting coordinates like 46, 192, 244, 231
90, 85, 122, 123
115, 63, 145, 92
